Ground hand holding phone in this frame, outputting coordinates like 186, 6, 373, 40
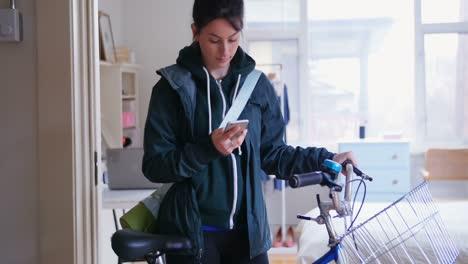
211, 120, 249, 155
224, 119, 249, 138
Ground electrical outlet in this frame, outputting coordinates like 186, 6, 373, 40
0, 8, 22, 42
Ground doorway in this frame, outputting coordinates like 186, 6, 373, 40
94, 1, 193, 262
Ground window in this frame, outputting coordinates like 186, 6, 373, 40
247, 40, 301, 141
424, 34, 467, 140
246, 0, 468, 150
245, 0, 414, 151
245, 0, 300, 27
415, 0, 468, 147
304, 58, 360, 146
422, 0, 467, 24
305, 16, 413, 150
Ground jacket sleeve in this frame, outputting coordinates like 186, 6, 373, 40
258, 76, 335, 179
142, 78, 223, 183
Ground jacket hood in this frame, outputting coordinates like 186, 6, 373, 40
176, 42, 256, 81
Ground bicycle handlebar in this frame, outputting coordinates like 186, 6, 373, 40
289, 160, 372, 190
293, 160, 372, 247
289, 171, 343, 192
289, 171, 325, 188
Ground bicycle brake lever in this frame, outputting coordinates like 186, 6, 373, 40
342, 160, 373, 181
297, 214, 325, 224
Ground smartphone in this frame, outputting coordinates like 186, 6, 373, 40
224, 119, 249, 138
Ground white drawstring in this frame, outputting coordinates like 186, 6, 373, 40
216, 79, 227, 119
232, 74, 242, 155
202, 67, 212, 134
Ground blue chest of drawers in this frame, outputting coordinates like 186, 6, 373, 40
338, 140, 410, 201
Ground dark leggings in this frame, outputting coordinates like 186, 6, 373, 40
165, 230, 269, 264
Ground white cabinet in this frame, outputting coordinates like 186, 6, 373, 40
100, 62, 140, 148
338, 140, 410, 201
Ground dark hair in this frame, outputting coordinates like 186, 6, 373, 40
192, 0, 244, 32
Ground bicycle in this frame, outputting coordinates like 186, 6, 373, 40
290, 159, 459, 264
110, 159, 358, 264
112, 159, 459, 264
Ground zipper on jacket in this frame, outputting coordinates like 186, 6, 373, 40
196, 248, 203, 263
216, 79, 238, 229
216, 80, 227, 118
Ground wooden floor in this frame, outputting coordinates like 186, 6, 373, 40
268, 254, 297, 264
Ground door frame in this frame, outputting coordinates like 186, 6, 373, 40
37, 0, 100, 263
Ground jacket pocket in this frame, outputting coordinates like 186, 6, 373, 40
156, 181, 203, 256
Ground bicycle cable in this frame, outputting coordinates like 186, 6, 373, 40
347, 178, 367, 230
345, 178, 367, 256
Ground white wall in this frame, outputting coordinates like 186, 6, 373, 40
98, 0, 124, 47
99, 0, 192, 128
0, 0, 39, 262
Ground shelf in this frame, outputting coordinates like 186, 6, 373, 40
122, 95, 136, 100
100, 60, 140, 69
101, 62, 140, 148
102, 185, 154, 209
99, 60, 114, 67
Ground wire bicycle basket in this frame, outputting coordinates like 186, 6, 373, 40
337, 181, 459, 264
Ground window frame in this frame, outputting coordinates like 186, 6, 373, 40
414, 0, 468, 150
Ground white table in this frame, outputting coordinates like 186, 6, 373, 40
102, 185, 154, 209
102, 186, 156, 233
100, 186, 159, 263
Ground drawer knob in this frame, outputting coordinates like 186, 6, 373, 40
391, 154, 398, 160
392, 179, 399, 185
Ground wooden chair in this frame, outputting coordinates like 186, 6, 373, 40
423, 148, 468, 181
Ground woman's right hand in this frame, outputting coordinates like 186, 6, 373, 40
211, 126, 248, 155
332, 151, 358, 167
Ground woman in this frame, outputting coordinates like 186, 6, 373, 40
142, 0, 357, 263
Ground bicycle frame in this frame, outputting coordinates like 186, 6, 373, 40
295, 162, 367, 264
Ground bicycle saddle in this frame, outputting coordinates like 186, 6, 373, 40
111, 229, 192, 261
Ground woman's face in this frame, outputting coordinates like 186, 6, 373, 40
193, 18, 241, 73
